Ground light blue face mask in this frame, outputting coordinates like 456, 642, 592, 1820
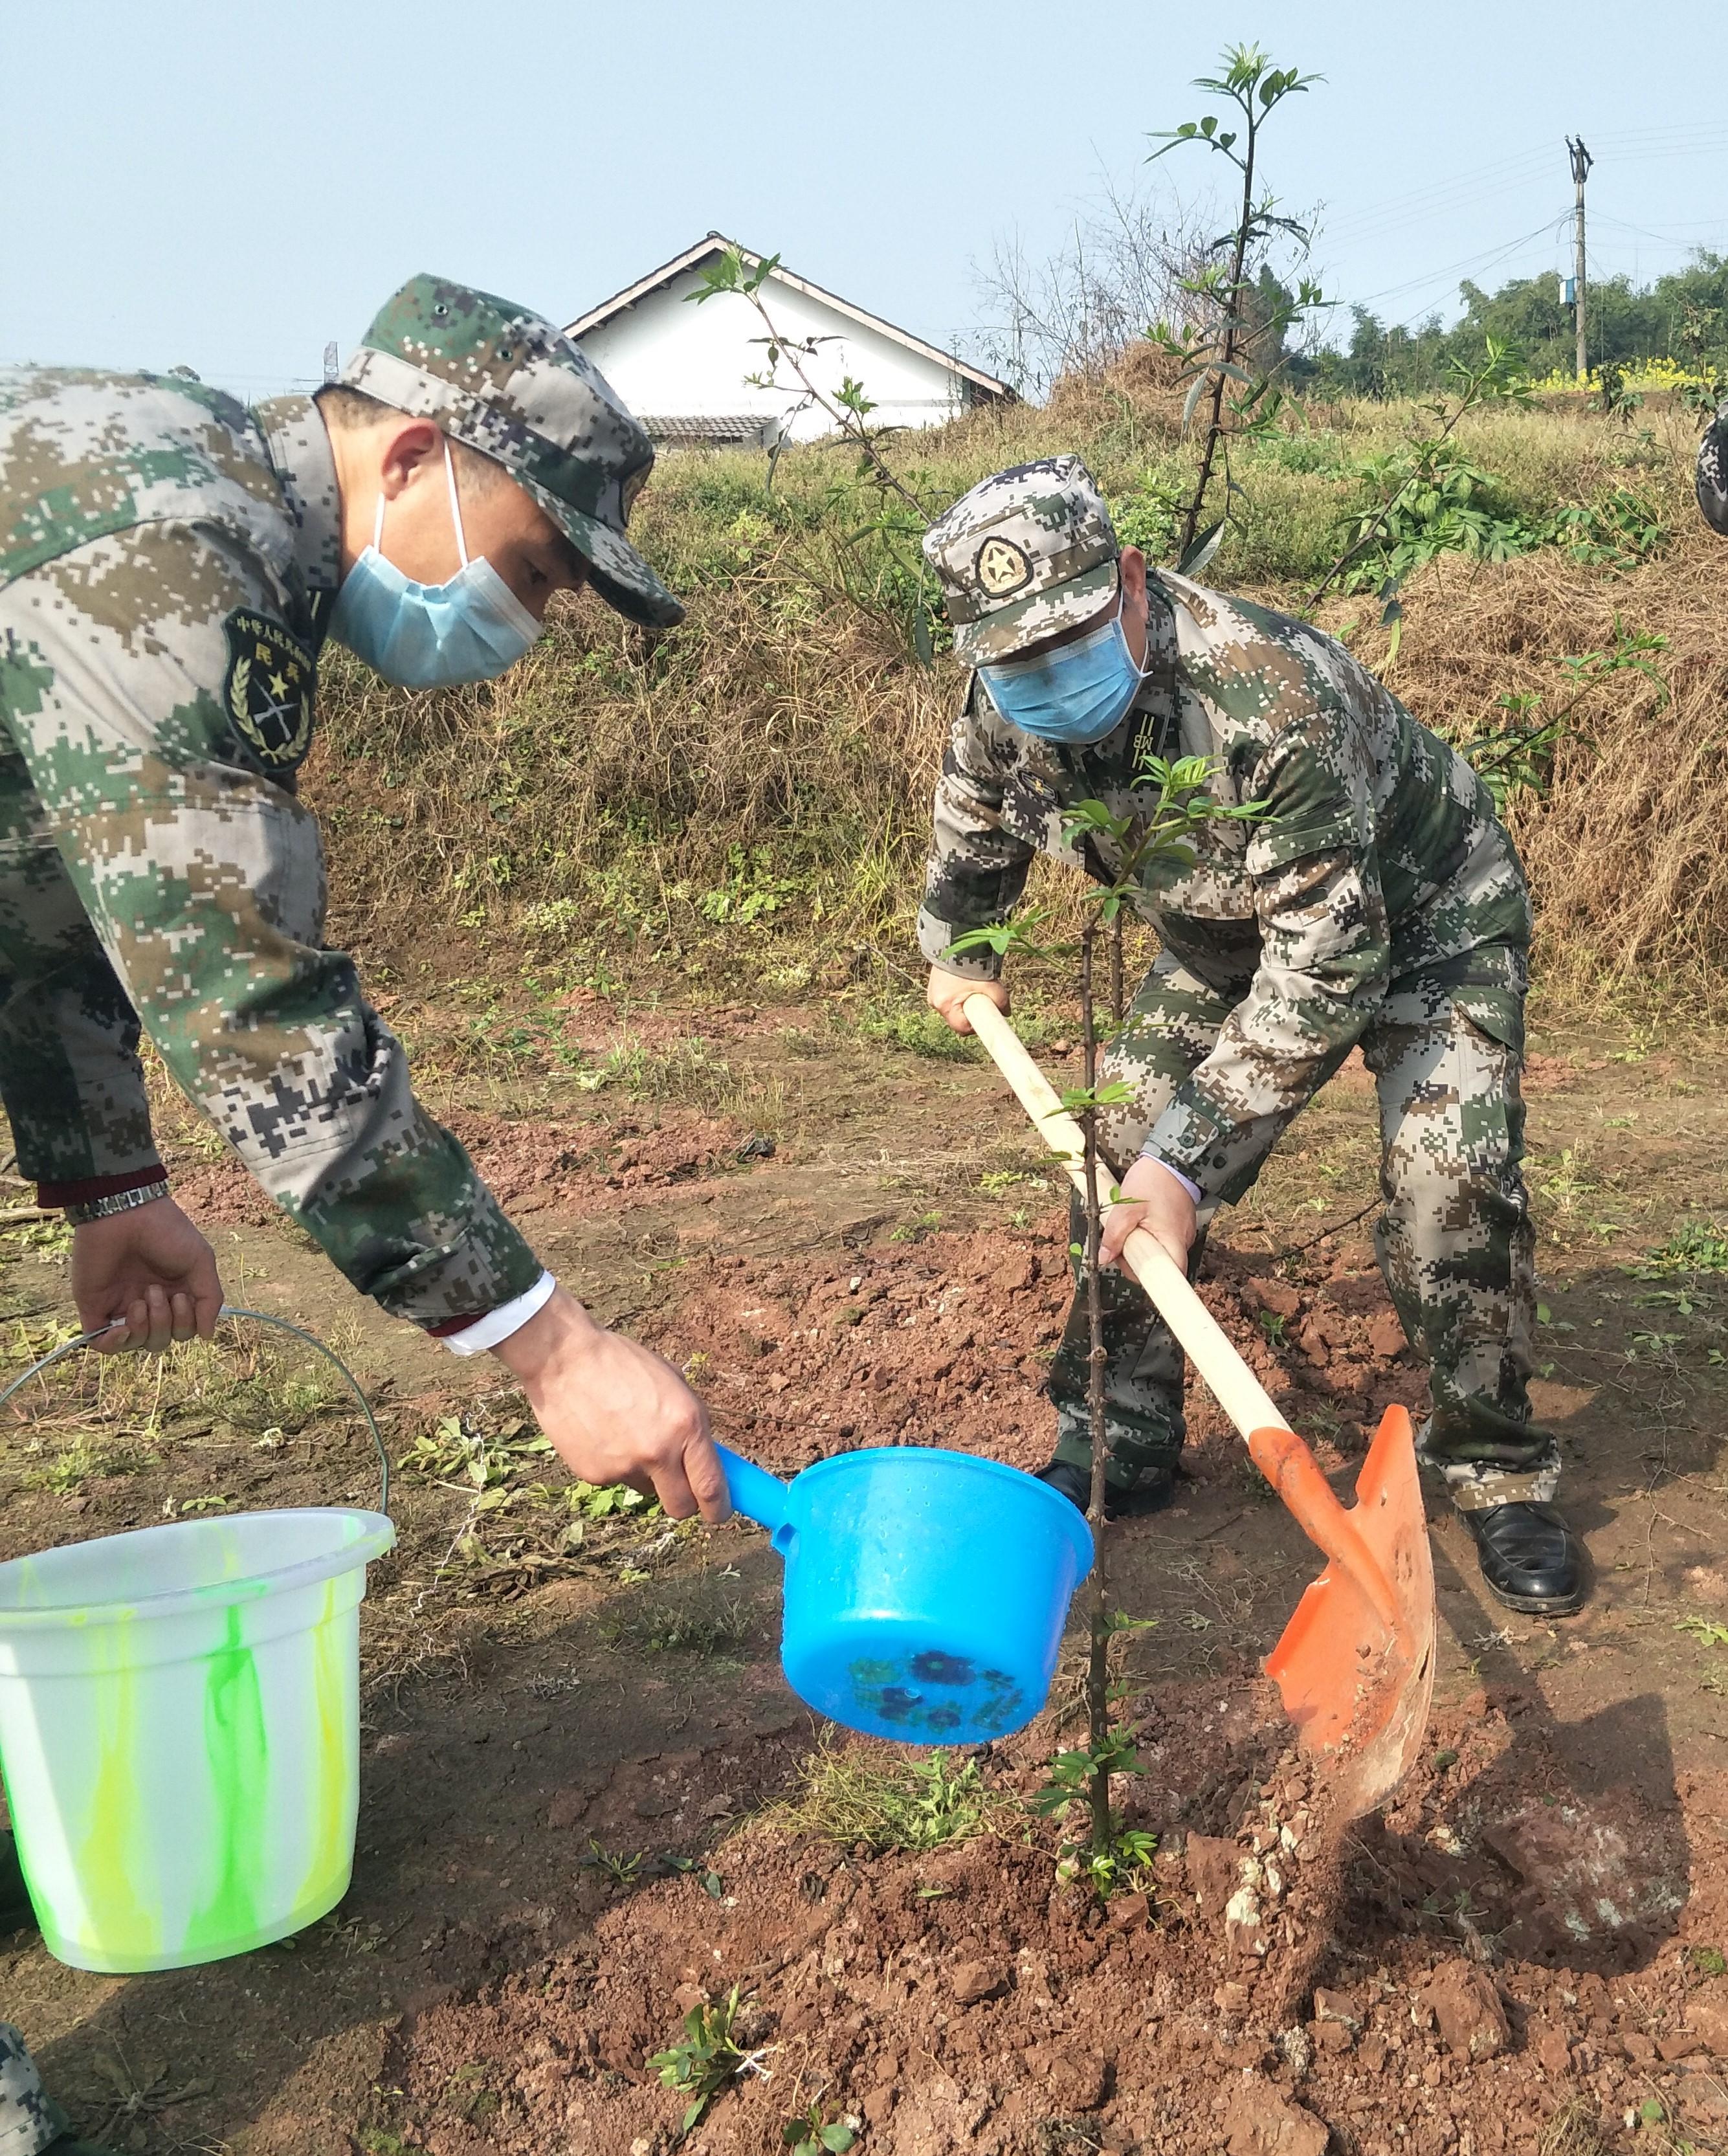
979, 612, 1147, 746
329, 438, 542, 688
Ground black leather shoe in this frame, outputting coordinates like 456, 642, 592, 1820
1462, 1501, 1586, 1615
1036, 1459, 1175, 1521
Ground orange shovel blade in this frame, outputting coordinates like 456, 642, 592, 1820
1259, 1405, 1436, 1821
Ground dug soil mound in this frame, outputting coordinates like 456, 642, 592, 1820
381, 1685, 1727, 2156
636, 1213, 1424, 1484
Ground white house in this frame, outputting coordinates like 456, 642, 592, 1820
566, 233, 1014, 449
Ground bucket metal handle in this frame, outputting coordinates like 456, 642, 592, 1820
0, 1304, 391, 1515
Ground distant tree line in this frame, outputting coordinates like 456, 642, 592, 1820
1292, 254, 1728, 397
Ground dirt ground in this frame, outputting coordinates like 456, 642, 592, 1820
1, 994, 1725, 2156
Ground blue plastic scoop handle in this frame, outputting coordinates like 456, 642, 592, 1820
715, 1443, 788, 1535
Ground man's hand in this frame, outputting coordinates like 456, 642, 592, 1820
493, 1285, 731, 1524
71, 1196, 225, 1352
1097, 1155, 1198, 1277
927, 965, 1008, 1036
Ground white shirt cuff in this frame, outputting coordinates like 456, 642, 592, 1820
437, 1269, 557, 1355
1137, 1153, 1203, 1205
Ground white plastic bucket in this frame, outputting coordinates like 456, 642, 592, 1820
0, 1506, 395, 1972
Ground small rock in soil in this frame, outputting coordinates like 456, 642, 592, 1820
1222, 2076, 1331, 2156
1423, 1958, 1511, 2060
1366, 1311, 1406, 1360
1533, 2025, 1572, 2076
1689, 1979, 1728, 2053
1185, 1833, 1246, 1919
862, 2084, 897, 2125
951, 1959, 1008, 2005
1246, 1279, 1302, 1321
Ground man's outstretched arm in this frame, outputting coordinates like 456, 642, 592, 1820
0, 525, 727, 1511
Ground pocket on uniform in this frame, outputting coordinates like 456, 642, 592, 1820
1450, 988, 1524, 1060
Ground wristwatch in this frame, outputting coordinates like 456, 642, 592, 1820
63, 1179, 170, 1227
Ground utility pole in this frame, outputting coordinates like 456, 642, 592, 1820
1567, 136, 1593, 381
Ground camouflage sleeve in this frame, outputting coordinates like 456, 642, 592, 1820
0, 731, 164, 1195
1142, 718, 1390, 1199
915, 676, 1036, 981
0, 525, 543, 1326
1698, 399, 1728, 536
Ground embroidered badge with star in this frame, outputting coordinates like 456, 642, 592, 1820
222, 609, 315, 772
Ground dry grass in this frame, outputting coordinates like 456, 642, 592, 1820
760, 1738, 1007, 1853
313, 570, 957, 990
1325, 495, 1728, 1010
305, 383, 1728, 1025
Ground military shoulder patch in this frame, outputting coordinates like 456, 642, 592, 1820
975, 535, 1032, 599
222, 608, 316, 772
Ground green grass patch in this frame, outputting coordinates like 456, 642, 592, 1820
602, 1589, 753, 1658
767, 1744, 998, 1853
1632, 1221, 1728, 1276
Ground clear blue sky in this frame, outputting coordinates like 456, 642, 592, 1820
3, 0, 1721, 395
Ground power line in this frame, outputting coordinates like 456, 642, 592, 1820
1320, 129, 1728, 252
1345, 215, 1570, 316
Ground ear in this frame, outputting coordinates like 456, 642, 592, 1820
1118, 546, 1148, 605
377, 419, 444, 502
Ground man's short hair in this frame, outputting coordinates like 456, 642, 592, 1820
315, 384, 588, 583
315, 384, 508, 493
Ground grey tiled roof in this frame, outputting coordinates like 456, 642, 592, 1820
639, 414, 768, 444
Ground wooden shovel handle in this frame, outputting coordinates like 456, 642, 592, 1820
963, 994, 1285, 1447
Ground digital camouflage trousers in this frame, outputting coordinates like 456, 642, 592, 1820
0, 2021, 64, 2156
1047, 960, 1560, 1510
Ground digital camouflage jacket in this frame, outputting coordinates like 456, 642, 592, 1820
918, 570, 1532, 1202
0, 367, 542, 1326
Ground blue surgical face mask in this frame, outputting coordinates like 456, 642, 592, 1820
979, 612, 1147, 746
329, 438, 542, 688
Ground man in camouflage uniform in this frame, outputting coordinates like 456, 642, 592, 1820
1696, 401, 1728, 533
0, 2021, 112, 2156
919, 457, 1584, 1615
0, 275, 730, 1517
3, 1781, 107, 2146
0, 279, 742, 2144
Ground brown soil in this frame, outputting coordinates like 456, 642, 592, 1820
382, 1703, 1728, 2156
4, 1010, 1727, 2156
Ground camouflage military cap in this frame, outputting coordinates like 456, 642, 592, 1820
340, 274, 682, 628
922, 455, 1120, 664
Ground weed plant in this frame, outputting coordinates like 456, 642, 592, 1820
768, 1743, 999, 1854
648, 1986, 760, 2133
601, 1589, 753, 1658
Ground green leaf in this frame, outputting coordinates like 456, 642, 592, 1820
684, 2095, 711, 2133
822, 2129, 857, 2152
1059, 1080, 1134, 1112
1177, 520, 1226, 576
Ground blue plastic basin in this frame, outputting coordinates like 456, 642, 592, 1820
718, 1442, 1094, 1744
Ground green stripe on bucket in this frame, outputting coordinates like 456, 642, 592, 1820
79, 1612, 154, 1962
184, 1603, 267, 1957
296, 1582, 349, 1911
